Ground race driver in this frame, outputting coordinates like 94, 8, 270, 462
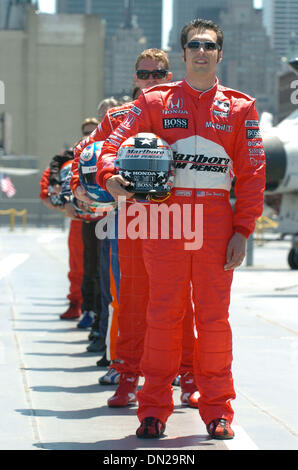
96, 19, 266, 440
39, 152, 84, 320
72, 48, 199, 408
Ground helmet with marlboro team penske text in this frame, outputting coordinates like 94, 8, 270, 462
115, 133, 175, 199
78, 141, 116, 212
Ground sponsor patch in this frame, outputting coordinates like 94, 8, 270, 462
110, 109, 130, 118
122, 113, 135, 129
248, 140, 263, 147
131, 105, 142, 116
246, 128, 261, 139
163, 118, 188, 129
205, 121, 233, 132
212, 100, 230, 117
107, 137, 121, 147
162, 97, 188, 115
175, 189, 192, 197
249, 148, 265, 155
81, 165, 97, 174
197, 190, 225, 197
245, 120, 259, 128
174, 152, 230, 173
250, 157, 266, 167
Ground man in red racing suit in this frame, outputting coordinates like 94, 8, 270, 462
39, 163, 84, 319
96, 21, 266, 440
72, 49, 198, 408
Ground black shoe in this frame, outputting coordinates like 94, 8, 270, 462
86, 336, 105, 352
96, 352, 110, 367
88, 329, 99, 341
136, 417, 165, 439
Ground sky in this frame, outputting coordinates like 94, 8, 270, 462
37, 0, 263, 49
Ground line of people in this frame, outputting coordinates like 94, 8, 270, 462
72, 18, 265, 441
39, 48, 200, 409
39, 17, 265, 442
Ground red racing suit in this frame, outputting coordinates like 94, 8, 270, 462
73, 103, 195, 377
96, 78, 266, 425
39, 167, 51, 200
39, 167, 84, 307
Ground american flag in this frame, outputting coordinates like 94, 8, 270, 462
0, 174, 16, 198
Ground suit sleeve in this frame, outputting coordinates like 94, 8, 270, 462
232, 101, 266, 238
39, 167, 50, 200
96, 94, 152, 190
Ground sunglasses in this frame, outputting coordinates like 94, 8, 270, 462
184, 41, 220, 51
136, 69, 168, 80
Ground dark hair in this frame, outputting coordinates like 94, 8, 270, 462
180, 18, 223, 51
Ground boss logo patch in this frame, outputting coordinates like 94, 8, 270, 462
246, 128, 261, 139
163, 118, 188, 129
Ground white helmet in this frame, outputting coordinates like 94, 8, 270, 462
115, 133, 175, 199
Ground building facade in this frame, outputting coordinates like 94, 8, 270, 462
57, 0, 162, 49
104, 22, 147, 97
168, 0, 228, 51
219, 0, 278, 117
0, 0, 35, 29
0, 6, 105, 172
262, 0, 298, 60
278, 69, 298, 122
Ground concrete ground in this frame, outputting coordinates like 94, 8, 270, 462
0, 225, 297, 452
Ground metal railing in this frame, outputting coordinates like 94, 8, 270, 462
0, 208, 27, 230
255, 215, 279, 245
0, 199, 66, 229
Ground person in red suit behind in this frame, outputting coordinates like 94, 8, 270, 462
39, 150, 84, 319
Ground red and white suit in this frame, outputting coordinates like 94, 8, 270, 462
96, 79, 266, 425
39, 167, 84, 307
72, 103, 195, 377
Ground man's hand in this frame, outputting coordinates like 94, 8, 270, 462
52, 184, 62, 195
42, 197, 59, 211
106, 175, 134, 200
64, 202, 82, 220
224, 232, 247, 271
73, 185, 94, 204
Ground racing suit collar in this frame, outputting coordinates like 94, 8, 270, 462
182, 77, 218, 98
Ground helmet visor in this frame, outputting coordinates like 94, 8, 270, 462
116, 156, 173, 172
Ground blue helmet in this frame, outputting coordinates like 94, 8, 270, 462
78, 141, 115, 209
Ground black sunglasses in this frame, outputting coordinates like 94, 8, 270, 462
136, 69, 168, 80
184, 41, 220, 51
